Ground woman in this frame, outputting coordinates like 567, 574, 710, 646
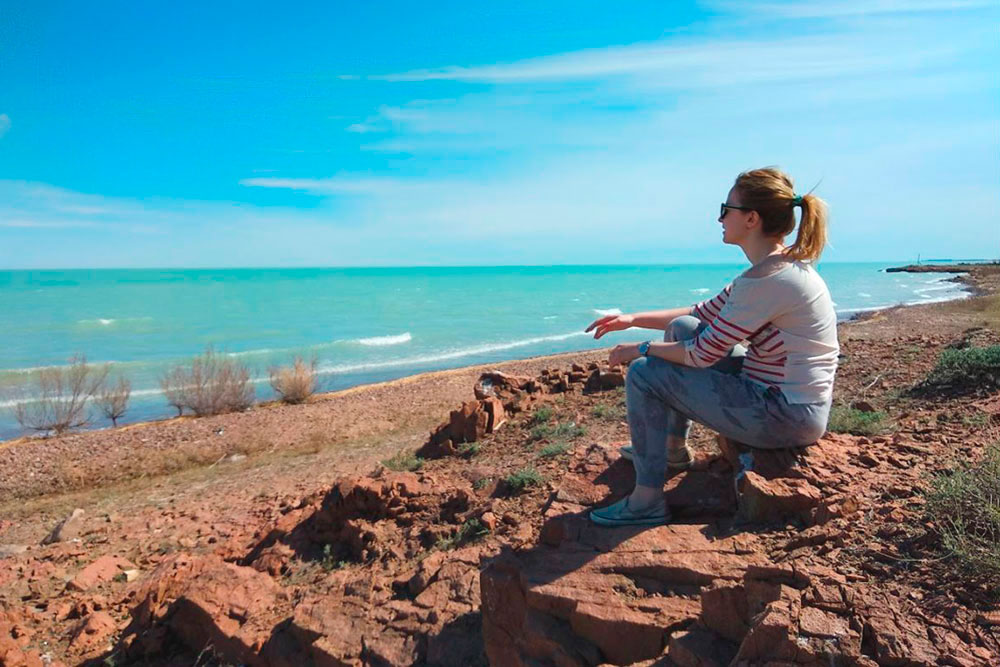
585, 167, 839, 527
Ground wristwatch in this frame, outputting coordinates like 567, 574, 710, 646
638, 340, 651, 357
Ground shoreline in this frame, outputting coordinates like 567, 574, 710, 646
0, 263, 984, 446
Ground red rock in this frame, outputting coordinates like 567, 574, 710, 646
669, 627, 737, 667
738, 471, 823, 524
69, 611, 116, 652
798, 605, 849, 638
41, 508, 85, 545
67, 554, 136, 592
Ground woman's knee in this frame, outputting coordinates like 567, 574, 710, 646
665, 315, 702, 343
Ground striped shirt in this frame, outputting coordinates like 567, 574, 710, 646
684, 261, 839, 404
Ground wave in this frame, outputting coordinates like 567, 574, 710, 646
318, 330, 590, 375
356, 332, 412, 347
592, 308, 622, 317
76, 316, 152, 327
857, 292, 872, 298
690, 287, 711, 294
543, 315, 558, 320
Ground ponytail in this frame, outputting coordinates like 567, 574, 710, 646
734, 167, 829, 262
785, 193, 828, 262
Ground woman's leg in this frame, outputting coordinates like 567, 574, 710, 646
628, 316, 743, 486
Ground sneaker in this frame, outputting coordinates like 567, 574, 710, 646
618, 444, 693, 470
589, 496, 670, 527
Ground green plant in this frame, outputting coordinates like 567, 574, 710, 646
505, 467, 544, 493
458, 442, 481, 457
926, 345, 1000, 389
591, 403, 623, 420
473, 477, 492, 490
539, 442, 570, 458
531, 406, 554, 424
553, 421, 587, 439
529, 423, 555, 441
320, 544, 347, 571
436, 518, 490, 550
382, 450, 424, 472
827, 405, 889, 436
924, 445, 1000, 585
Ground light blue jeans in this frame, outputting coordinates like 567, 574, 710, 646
626, 316, 831, 488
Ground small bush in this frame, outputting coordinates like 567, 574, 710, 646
553, 421, 587, 439
529, 423, 554, 441
924, 445, 1000, 585
458, 442, 481, 457
827, 405, 888, 436
539, 442, 570, 458
14, 355, 109, 435
269, 356, 318, 404
505, 467, 543, 493
159, 347, 255, 417
591, 403, 625, 420
925, 345, 1000, 390
96, 374, 131, 427
383, 450, 424, 472
531, 406, 554, 424
436, 518, 489, 550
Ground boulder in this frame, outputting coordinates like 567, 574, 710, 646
41, 508, 84, 545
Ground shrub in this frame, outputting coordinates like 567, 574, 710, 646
458, 442, 481, 457
591, 403, 625, 420
159, 347, 255, 417
924, 445, 1000, 585
827, 405, 888, 436
96, 374, 131, 427
553, 421, 587, 439
505, 467, 543, 493
925, 345, 1000, 390
529, 423, 554, 441
13, 355, 109, 435
436, 518, 489, 550
269, 356, 318, 404
531, 406, 554, 425
539, 442, 570, 458
383, 450, 423, 472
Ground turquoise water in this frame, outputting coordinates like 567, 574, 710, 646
0, 263, 968, 439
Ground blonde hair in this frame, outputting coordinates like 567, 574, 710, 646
734, 167, 828, 262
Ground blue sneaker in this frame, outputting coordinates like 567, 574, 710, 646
589, 496, 669, 527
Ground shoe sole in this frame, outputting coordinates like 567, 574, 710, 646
589, 512, 669, 527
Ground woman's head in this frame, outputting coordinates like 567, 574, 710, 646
721, 166, 828, 262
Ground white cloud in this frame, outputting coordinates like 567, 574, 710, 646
704, 0, 996, 19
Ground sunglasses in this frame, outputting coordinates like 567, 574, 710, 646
720, 203, 754, 218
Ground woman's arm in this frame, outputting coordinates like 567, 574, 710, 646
629, 306, 694, 331
608, 340, 687, 367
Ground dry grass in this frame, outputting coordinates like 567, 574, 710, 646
269, 356, 318, 404
159, 347, 255, 417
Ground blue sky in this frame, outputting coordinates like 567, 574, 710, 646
1, 0, 997, 268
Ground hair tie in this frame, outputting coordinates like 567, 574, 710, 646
792, 195, 804, 206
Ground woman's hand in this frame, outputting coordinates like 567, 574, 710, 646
585, 313, 635, 339
609, 343, 641, 368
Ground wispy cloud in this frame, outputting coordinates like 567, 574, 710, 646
0, 114, 10, 139
704, 0, 996, 19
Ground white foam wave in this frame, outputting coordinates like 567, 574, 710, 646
857, 292, 872, 298
356, 332, 412, 347
592, 308, 622, 317
77, 316, 152, 327
690, 287, 711, 294
318, 331, 590, 375
543, 315, 558, 320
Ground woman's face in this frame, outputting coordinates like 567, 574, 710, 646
719, 186, 751, 246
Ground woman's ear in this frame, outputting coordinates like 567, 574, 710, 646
746, 210, 761, 230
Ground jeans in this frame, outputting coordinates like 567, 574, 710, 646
626, 316, 831, 488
